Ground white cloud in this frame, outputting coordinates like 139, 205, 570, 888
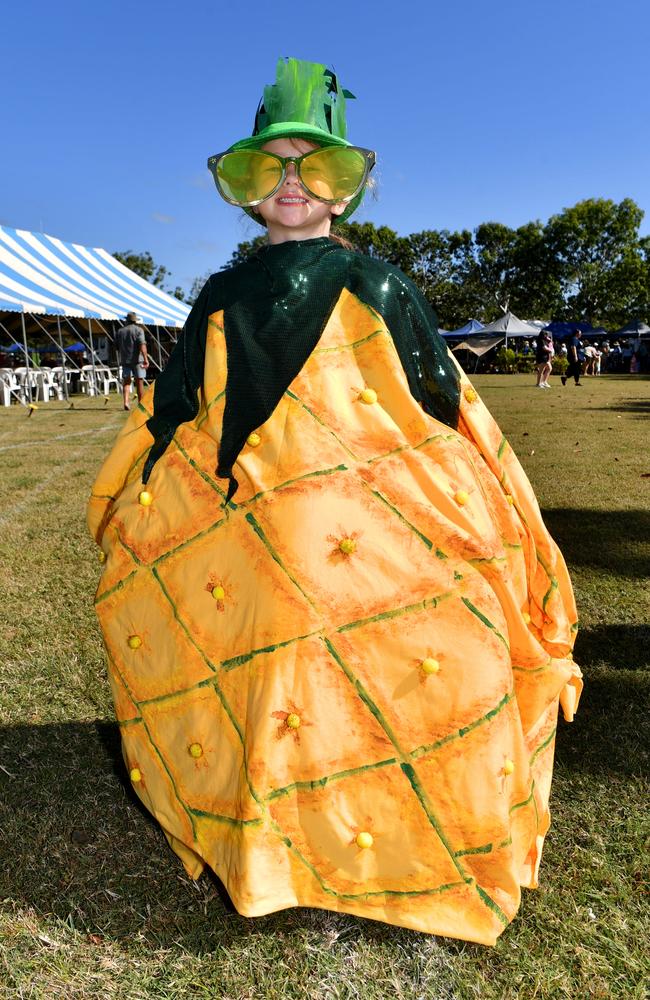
189, 172, 212, 191
152, 212, 174, 224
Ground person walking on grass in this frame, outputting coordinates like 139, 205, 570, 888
535, 329, 554, 388
115, 311, 149, 410
561, 328, 583, 386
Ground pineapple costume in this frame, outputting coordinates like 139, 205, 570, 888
88, 61, 582, 945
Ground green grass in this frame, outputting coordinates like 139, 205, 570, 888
0, 376, 648, 999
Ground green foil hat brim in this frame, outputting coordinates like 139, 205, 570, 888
229, 122, 351, 152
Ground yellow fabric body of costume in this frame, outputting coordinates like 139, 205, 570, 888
88, 288, 582, 944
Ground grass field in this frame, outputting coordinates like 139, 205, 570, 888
0, 374, 648, 1000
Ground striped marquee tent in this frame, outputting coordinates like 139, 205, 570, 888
0, 225, 191, 393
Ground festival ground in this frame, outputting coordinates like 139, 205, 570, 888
0, 374, 647, 1000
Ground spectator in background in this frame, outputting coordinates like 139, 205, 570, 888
535, 330, 554, 388
600, 341, 610, 372
561, 328, 583, 386
609, 341, 622, 371
583, 341, 597, 376
115, 311, 149, 410
593, 343, 602, 375
622, 340, 633, 371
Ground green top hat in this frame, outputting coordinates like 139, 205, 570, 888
229, 57, 367, 224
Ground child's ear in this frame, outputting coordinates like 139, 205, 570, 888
330, 202, 347, 218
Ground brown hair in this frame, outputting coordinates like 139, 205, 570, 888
329, 230, 355, 250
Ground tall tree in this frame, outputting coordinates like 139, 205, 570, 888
334, 221, 414, 272
221, 197, 649, 330
186, 272, 213, 306
545, 198, 645, 325
113, 250, 186, 302
223, 235, 268, 269
113, 250, 170, 287
404, 229, 479, 329
471, 222, 518, 316
506, 222, 563, 321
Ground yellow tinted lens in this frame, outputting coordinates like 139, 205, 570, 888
300, 148, 366, 201
217, 151, 283, 204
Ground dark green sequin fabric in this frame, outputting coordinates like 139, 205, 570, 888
144, 238, 460, 499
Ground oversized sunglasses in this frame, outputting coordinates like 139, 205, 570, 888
207, 146, 376, 208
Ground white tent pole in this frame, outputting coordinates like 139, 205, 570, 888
87, 318, 97, 393
20, 313, 32, 403
139, 323, 162, 374
155, 325, 163, 370
0, 319, 30, 405
61, 317, 88, 391
56, 315, 69, 401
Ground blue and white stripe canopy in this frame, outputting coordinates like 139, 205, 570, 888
0, 225, 190, 327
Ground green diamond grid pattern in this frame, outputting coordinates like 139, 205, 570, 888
96, 336, 562, 923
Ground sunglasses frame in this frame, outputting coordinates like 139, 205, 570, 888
207, 146, 376, 208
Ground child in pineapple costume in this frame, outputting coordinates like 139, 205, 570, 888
88, 58, 582, 945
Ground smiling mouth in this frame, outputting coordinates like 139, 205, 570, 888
277, 196, 308, 205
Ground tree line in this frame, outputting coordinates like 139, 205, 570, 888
116, 197, 650, 331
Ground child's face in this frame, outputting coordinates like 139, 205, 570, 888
253, 138, 347, 243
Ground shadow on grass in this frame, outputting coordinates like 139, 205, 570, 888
1, 666, 648, 951
541, 508, 650, 580
555, 668, 650, 776
0, 720, 246, 948
589, 398, 650, 414
574, 624, 650, 671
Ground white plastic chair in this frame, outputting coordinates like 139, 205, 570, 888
40, 368, 68, 401
93, 365, 120, 394
31, 369, 54, 402
79, 365, 98, 396
12, 368, 33, 402
0, 368, 22, 406
50, 366, 72, 399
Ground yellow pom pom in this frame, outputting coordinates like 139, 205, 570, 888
188, 743, 203, 759
454, 490, 469, 506
339, 537, 357, 555
503, 759, 515, 776
286, 713, 301, 730
421, 657, 440, 675
211, 585, 225, 601
356, 831, 373, 849
522, 612, 531, 625
130, 767, 142, 783
98, 550, 107, 564
463, 387, 478, 404
359, 387, 377, 405
127, 635, 142, 650
138, 490, 153, 507
246, 431, 261, 447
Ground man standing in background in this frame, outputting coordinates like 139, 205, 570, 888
115, 311, 149, 410
561, 328, 583, 386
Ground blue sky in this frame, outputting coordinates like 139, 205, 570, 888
2, 0, 649, 296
